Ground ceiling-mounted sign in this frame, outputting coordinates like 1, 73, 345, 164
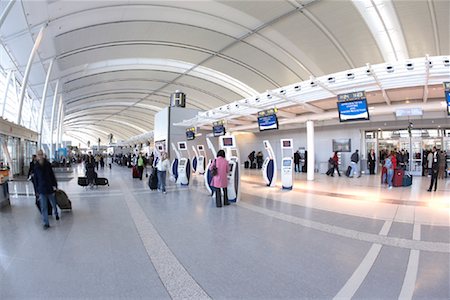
257, 108, 279, 131
395, 108, 423, 117
444, 82, 450, 116
186, 127, 196, 141
212, 120, 226, 137
337, 91, 370, 122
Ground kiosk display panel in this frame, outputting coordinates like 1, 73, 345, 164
223, 137, 234, 147
178, 142, 187, 150
283, 159, 291, 167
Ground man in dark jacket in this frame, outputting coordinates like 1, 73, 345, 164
427, 147, 440, 192
34, 150, 59, 229
294, 151, 300, 173
349, 150, 360, 178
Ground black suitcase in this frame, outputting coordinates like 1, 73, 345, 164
326, 167, 334, 176
148, 169, 158, 190
35, 196, 52, 215
78, 177, 89, 187
95, 177, 109, 186
55, 189, 72, 210
345, 166, 352, 177
402, 174, 412, 187
244, 161, 249, 169
251, 163, 256, 169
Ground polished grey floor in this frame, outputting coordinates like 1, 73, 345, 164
0, 164, 449, 299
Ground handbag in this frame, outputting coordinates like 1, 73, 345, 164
211, 160, 218, 176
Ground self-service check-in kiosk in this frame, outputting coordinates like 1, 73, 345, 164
262, 140, 277, 187
170, 142, 180, 181
280, 139, 294, 190
219, 135, 240, 202
191, 146, 198, 174
175, 141, 191, 186
196, 145, 206, 175
205, 137, 217, 196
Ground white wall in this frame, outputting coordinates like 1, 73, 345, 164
234, 126, 362, 171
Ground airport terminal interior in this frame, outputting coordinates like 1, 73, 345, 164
0, 0, 449, 299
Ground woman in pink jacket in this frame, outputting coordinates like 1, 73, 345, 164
209, 150, 230, 207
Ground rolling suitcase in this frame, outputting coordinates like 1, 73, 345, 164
148, 169, 158, 190
244, 161, 249, 169
78, 177, 89, 187
55, 189, 72, 210
402, 174, 412, 187
345, 166, 352, 177
251, 163, 257, 169
35, 197, 52, 215
132, 166, 140, 178
95, 177, 109, 186
393, 169, 404, 187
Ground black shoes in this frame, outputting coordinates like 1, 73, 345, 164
56, 215, 60, 220
427, 189, 432, 192
43, 224, 50, 229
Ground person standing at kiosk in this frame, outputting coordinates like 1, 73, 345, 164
210, 150, 230, 207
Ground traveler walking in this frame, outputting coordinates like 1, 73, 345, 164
349, 150, 361, 178
209, 150, 230, 207
329, 152, 341, 177
137, 153, 145, 180
384, 153, 394, 189
33, 150, 59, 229
156, 152, 170, 194
107, 154, 112, 169
428, 147, 440, 192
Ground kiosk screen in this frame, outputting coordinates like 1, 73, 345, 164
223, 137, 233, 147
283, 160, 291, 167
282, 140, 291, 148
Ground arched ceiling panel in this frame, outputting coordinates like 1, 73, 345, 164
305, 0, 383, 67
393, 1, 437, 58
434, 0, 450, 55
263, 12, 351, 75
54, 21, 235, 56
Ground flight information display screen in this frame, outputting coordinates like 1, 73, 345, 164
337, 91, 370, 122
213, 125, 226, 137
186, 130, 195, 140
446, 91, 450, 116
258, 114, 278, 131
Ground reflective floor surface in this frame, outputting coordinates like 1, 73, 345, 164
0, 165, 449, 299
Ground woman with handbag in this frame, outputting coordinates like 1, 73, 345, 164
209, 150, 230, 207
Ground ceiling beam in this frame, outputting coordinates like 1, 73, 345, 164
423, 55, 431, 103
366, 63, 391, 105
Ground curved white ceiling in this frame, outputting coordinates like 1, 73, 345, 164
0, 0, 448, 145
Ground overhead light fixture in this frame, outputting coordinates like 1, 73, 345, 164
347, 73, 355, 80
328, 77, 335, 83
444, 58, 450, 67
406, 62, 414, 70
294, 85, 301, 91
386, 65, 394, 73
279, 89, 286, 95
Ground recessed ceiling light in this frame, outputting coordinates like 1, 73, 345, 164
405, 100, 410, 104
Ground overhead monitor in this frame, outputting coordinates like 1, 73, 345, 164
258, 114, 278, 131
178, 142, 187, 150
213, 125, 226, 137
446, 91, 450, 116
186, 130, 195, 141
337, 91, 369, 122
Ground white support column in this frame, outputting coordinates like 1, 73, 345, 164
38, 59, 54, 148
0, 0, 16, 28
306, 120, 315, 181
17, 25, 45, 125
58, 109, 64, 148
1, 70, 12, 118
55, 96, 63, 156
49, 80, 59, 158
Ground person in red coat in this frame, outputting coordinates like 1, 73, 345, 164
390, 151, 397, 169
209, 150, 230, 207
